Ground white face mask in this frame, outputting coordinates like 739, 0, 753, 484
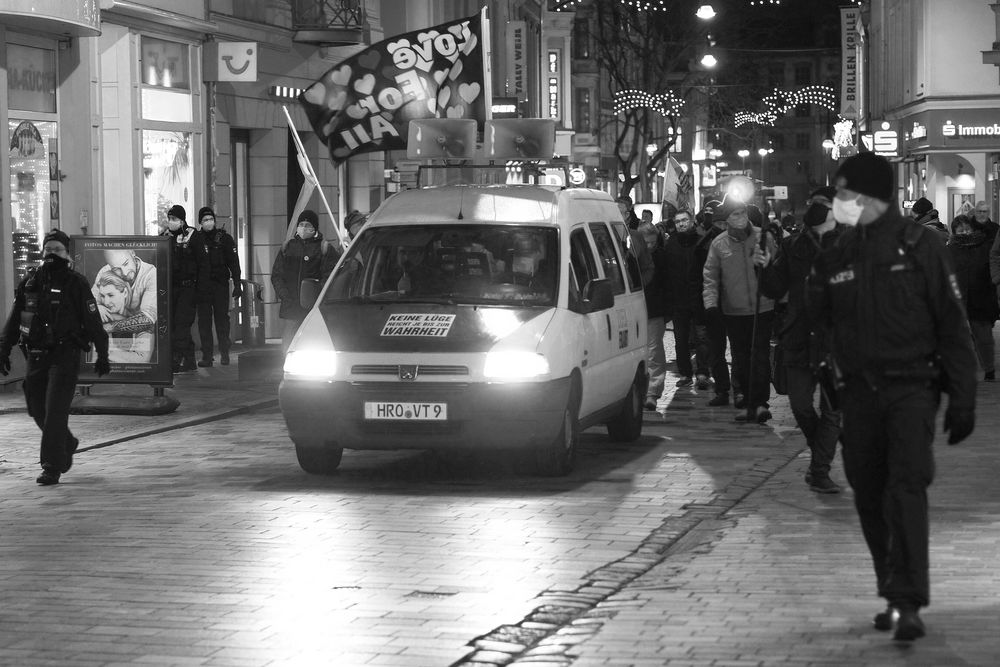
167, 218, 183, 231
297, 224, 316, 239
833, 196, 864, 226
200, 218, 216, 231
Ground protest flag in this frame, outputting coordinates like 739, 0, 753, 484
299, 10, 489, 165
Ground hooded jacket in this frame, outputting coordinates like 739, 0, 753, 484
948, 218, 999, 323
703, 224, 778, 316
914, 209, 949, 243
808, 207, 978, 410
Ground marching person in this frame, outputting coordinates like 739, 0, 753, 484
759, 188, 844, 493
195, 207, 242, 367
162, 204, 209, 373
0, 229, 111, 485
808, 152, 978, 642
271, 210, 338, 352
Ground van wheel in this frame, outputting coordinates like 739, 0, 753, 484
294, 440, 344, 474
535, 404, 579, 477
606, 372, 644, 442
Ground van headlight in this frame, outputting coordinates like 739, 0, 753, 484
484, 351, 550, 380
283, 350, 338, 379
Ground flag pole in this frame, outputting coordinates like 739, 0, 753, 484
481, 5, 493, 121
282, 105, 350, 252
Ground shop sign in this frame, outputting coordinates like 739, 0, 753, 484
840, 6, 860, 120
942, 119, 1000, 138
506, 21, 526, 97
910, 122, 927, 140
568, 167, 587, 185
9, 120, 44, 158
203, 42, 258, 82
6, 44, 57, 113
491, 96, 519, 119
860, 120, 900, 157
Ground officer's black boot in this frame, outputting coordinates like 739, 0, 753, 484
36, 468, 60, 485
220, 350, 230, 365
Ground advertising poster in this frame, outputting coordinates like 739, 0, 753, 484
75, 236, 172, 386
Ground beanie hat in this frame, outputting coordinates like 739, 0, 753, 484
911, 197, 934, 217
43, 228, 71, 249
809, 186, 837, 206
167, 204, 186, 221
834, 152, 894, 202
804, 202, 832, 227
297, 209, 319, 230
745, 203, 764, 227
198, 206, 216, 223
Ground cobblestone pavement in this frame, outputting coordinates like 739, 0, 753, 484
1, 341, 998, 666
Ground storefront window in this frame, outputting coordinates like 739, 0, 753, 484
6, 43, 57, 113
142, 130, 193, 235
140, 36, 192, 122
9, 120, 58, 281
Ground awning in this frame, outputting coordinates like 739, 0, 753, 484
0, 0, 100, 38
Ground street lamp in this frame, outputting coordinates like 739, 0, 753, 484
737, 149, 750, 174
696, 4, 716, 20
758, 147, 773, 185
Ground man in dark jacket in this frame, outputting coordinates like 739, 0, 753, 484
195, 207, 242, 367
760, 188, 844, 493
0, 229, 110, 485
663, 209, 709, 389
972, 200, 999, 240
161, 204, 209, 373
271, 210, 339, 352
909, 197, 949, 243
808, 153, 978, 642
638, 222, 670, 409
948, 214, 998, 381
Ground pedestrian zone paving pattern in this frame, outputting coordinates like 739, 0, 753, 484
0, 361, 998, 666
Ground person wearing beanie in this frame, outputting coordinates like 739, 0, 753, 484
161, 203, 209, 372
702, 195, 780, 423
809, 151, 979, 640
0, 228, 111, 485
908, 197, 948, 242
947, 215, 997, 382
195, 206, 242, 367
271, 209, 340, 352
759, 197, 845, 494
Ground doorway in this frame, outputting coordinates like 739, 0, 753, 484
230, 130, 251, 278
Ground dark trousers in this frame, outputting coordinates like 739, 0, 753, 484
725, 311, 774, 408
785, 364, 841, 476
170, 284, 197, 363
23, 344, 80, 472
840, 378, 938, 608
673, 310, 709, 379
197, 280, 231, 360
705, 313, 731, 394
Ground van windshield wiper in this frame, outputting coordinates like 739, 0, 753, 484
393, 295, 459, 305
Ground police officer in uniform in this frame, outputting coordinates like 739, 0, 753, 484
162, 204, 209, 373
195, 206, 241, 367
0, 229, 111, 485
808, 153, 978, 642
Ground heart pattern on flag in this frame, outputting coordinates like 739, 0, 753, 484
448, 59, 464, 81
359, 50, 380, 70
458, 82, 480, 104
345, 103, 366, 119
446, 105, 466, 118
331, 66, 351, 86
303, 84, 325, 105
354, 74, 376, 95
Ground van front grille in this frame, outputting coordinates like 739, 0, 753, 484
350, 364, 470, 376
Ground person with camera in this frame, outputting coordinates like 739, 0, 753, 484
0, 229, 111, 485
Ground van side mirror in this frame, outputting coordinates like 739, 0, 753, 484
582, 279, 614, 312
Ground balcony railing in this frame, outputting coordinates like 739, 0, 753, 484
292, 0, 370, 46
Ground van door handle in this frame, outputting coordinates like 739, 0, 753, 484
606, 314, 612, 341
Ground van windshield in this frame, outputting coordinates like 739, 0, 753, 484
323, 225, 559, 307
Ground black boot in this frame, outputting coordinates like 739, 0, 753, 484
220, 351, 230, 365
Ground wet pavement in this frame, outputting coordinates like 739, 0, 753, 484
1, 340, 998, 666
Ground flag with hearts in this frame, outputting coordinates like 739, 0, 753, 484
299, 12, 488, 165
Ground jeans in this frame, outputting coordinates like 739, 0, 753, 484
840, 378, 938, 608
725, 311, 774, 408
646, 316, 667, 399
968, 319, 995, 374
785, 364, 841, 476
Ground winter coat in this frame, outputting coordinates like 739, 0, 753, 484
663, 228, 701, 314
161, 225, 209, 288
201, 228, 241, 286
703, 225, 778, 317
915, 210, 950, 243
949, 228, 999, 323
271, 233, 338, 320
642, 236, 670, 319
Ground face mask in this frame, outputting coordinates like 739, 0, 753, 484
43, 254, 70, 270
167, 218, 183, 231
833, 196, 864, 226
201, 219, 216, 231
297, 224, 316, 239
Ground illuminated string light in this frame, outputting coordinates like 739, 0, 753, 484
614, 89, 685, 115
733, 85, 838, 127
618, 0, 670, 10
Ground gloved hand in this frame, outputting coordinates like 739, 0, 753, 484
94, 356, 111, 378
943, 406, 975, 445
0, 354, 10, 376
232, 284, 243, 299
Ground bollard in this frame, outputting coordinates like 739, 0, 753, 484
239, 279, 266, 347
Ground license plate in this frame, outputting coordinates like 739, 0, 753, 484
364, 401, 448, 421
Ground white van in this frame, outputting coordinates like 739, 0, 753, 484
279, 184, 648, 476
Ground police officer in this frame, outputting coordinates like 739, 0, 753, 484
759, 187, 844, 494
162, 204, 209, 373
0, 229, 111, 485
808, 153, 978, 642
195, 207, 241, 367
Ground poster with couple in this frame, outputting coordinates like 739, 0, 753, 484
75, 236, 172, 386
